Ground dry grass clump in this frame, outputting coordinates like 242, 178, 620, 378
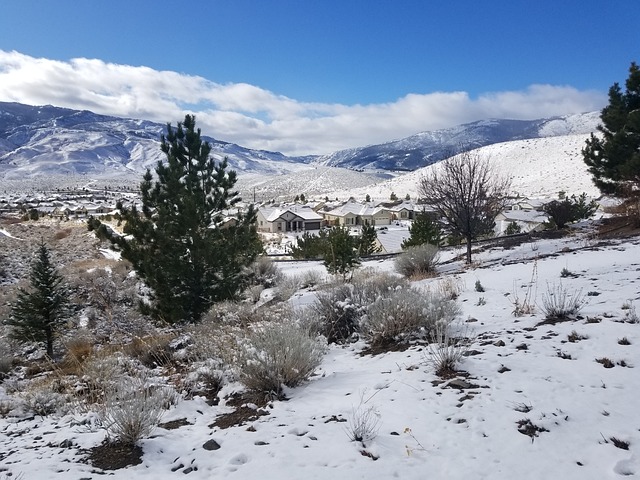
425, 320, 475, 377
127, 333, 177, 368
541, 282, 587, 320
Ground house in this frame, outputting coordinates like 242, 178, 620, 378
321, 201, 391, 227
495, 209, 549, 235
373, 227, 411, 254
256, 205, 323, 233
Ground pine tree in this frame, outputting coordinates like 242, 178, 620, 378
358, 223, 381, 256
95, 115, 262, 324
8, 242, 69, 357
583, 62, 640, 201
324, 226, 361, 279
401, 213, 444, 249
289, 230, 328, 259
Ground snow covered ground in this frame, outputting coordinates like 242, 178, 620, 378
2, 227, 639, 479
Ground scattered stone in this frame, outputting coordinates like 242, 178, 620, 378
254, 441, 269, 446
494, 340, 506, 347
515, 343, 528, 351
498, 365, 511, 373
446, 379, 477, 390
203, 439, 221, 451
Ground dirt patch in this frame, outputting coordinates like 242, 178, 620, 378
88, 440, 143, 470
158, 418, 192, 430
359, 339, 413, 356
596, 215, 640, 239
210, 405, 269, 429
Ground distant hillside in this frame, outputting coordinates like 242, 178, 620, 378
322, 133, 601, 201
315, 112, 600, 171
0, 102, 312, 180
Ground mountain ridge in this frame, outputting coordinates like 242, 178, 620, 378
0, 102, 601, 181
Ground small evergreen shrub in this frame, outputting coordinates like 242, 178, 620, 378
239, 320, 326, 396
474, 280, 485, 292
394, 244, 440, 278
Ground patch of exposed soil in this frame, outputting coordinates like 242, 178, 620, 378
596, 215, 640, 239
88, 440, 143, 470
210, 405, 269, 429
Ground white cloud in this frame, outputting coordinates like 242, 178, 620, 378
0, 50, 606, 156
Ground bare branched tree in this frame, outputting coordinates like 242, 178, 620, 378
418, 151, 511, 264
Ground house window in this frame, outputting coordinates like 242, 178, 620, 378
400, 211, 408, 218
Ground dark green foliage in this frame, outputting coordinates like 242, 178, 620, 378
324, 226, 361, 279
358, 224, 381, 256
390, 192, 398, 201
401, 213, 444, 249
8, 242, 69, 357
289, 230, 328, 259
543, 193, 598, 229
583, 62, 640, 198
504, 221, 522, 235
365, 194, 371, 203
93, 115, 262, 324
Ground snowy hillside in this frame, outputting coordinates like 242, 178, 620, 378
315, 112, 600, 171
0, 102, 313, 181
322, 133, 601, 202
1, 224, 639, 479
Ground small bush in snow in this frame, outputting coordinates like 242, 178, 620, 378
361, 288, 459, 345
300, 269, 326, 289
312, 284, 364, 343
346, 402, 381, 445
425, 321, 474, 377
239, 320, 326, 397
351, 269, 409, 305
20, 388, 68, 417
0, 338, 12, 376
275, 274, 303, 301
101, 376, 173, 445
249, 256, 283, 288
394, 244, 440, 278
540, 282, 587, 319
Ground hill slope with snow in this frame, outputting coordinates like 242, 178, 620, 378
315, 112, 600, 171
323, 133, 601, 201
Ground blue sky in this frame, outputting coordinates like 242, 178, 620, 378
0, 0, 638, 155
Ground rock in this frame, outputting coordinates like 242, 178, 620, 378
447, 379, 475, 390
203, 439, 221, 451
494, 340, 506, 347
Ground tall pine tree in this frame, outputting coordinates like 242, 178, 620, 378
583, 62, 640, 203
97, 115, 262, 323
8, 242, 69, 357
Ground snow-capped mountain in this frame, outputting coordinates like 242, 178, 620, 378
0, 102, 312, 180
316, 112, 601, 170
0, 102, 601, 185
